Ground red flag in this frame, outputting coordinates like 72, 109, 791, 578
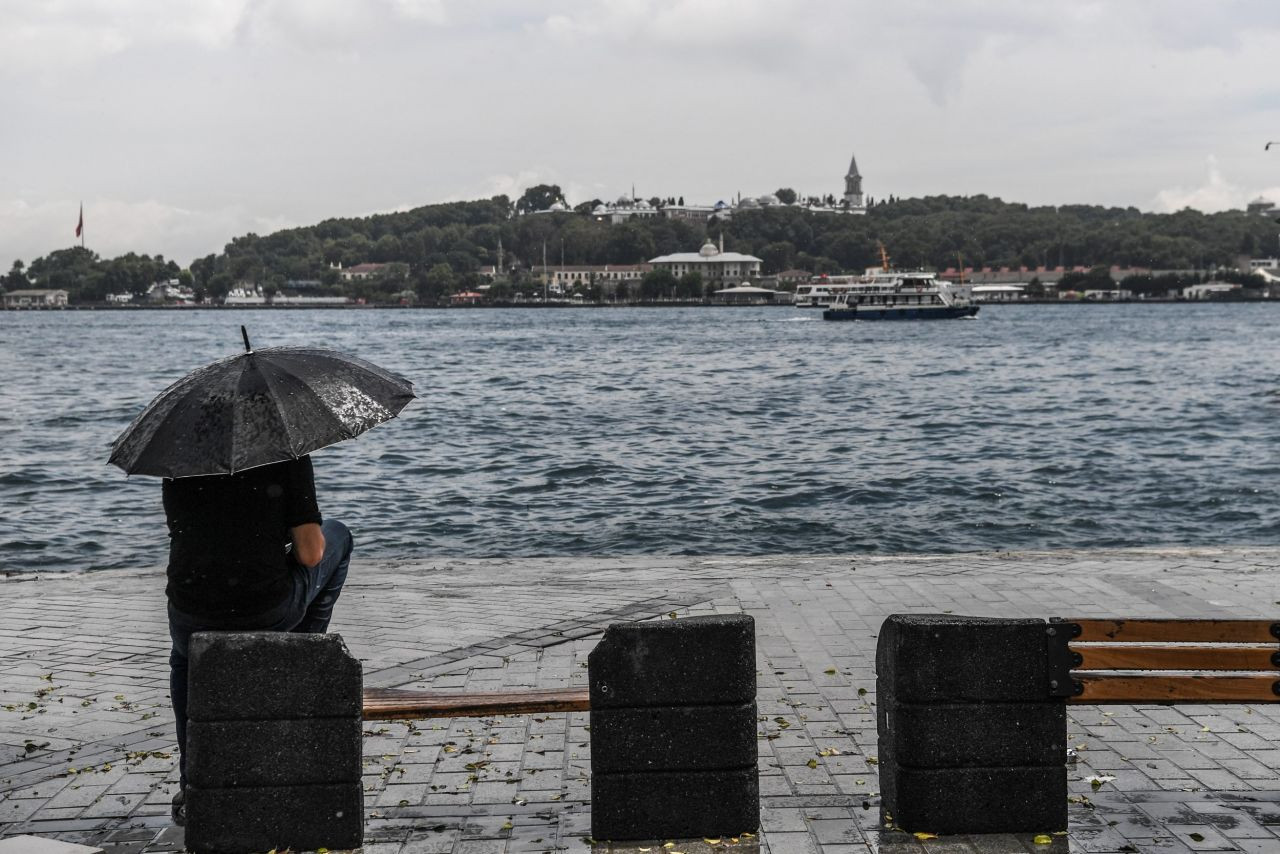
75, 203, 83, 238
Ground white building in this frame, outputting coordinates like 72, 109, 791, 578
649, 238, 762, 283
2, 289, 68, 308
531, 264, 651, 290
592, 197, 661, 224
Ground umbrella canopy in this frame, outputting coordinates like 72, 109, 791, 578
109, 329, 415, 478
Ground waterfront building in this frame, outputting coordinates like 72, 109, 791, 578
712, 284, 788, 305
531, 264, 652, 290
338, 263, 392, 281
649, 237, 762, 283
224, 285, 267, 305
2, 288, 68, 308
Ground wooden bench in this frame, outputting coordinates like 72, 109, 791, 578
1053, 618, 1280, 703
361, 686, 590, 720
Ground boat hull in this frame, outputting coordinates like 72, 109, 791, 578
822, 305, 979, 321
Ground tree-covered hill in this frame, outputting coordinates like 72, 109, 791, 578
6, 189, 1278, 304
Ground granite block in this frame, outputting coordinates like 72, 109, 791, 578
590, 702, 758, 773
588, 614, 755, 709
187, 717, 362, 788
876, 614, 1052, 703
185, 781, 363, 854
885, 702, 1067, 768
591, 767, 760, 840
882, 765, 1067, 835
187, 631, 362, 722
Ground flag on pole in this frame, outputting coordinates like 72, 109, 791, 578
75, 203, 83, 239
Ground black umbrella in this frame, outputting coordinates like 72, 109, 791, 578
109, 326, 415, 478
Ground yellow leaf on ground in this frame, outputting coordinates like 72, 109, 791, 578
806, 758, 819, 768
1033, 834, 1053, 845
824, 668, 837, 675
913, 832, 938, 840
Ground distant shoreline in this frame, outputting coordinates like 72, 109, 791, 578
4, 299, 1278, 311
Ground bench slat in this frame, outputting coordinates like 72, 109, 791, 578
1066, 619, 1278, 644
361, 687, 590, 721
1069, 674, 1280, 703
1072, 645, 1278, 672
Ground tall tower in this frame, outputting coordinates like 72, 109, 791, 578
843, 151, 865, 213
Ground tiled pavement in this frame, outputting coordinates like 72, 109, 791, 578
3, 547, 1280, 853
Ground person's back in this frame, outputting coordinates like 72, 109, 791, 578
164, 457, 322, 625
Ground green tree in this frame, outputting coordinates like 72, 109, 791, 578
516, 184, 564, 214
639, 268, 677, 300
3, 259, 31, 291
775, 188, 797, 205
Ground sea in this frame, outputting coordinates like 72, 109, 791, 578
2, 304, 1278, 574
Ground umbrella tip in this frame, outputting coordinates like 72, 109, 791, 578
241, 325, 252, 354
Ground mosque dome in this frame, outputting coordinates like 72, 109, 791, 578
593, 204, 607, 215
617, 195, 633, 205
699, 238, 719, 257
548, 200, 567, 212
738, 197, 759, 209
759, 194, 780, 206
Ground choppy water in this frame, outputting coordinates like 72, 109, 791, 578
2, 304, 1278, 573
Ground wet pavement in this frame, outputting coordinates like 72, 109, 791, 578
3, 546, 1280, 853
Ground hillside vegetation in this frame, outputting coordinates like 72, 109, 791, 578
6, 191, 1277, 303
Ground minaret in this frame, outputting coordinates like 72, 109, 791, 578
843, 151, 865, 213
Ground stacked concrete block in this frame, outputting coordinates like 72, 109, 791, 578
876, 614, 1067, 835
589, 614, 759, 840
184, 632, 364, 854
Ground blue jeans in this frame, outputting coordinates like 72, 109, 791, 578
168, 519, 353, 785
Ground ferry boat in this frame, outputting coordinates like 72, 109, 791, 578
821, 249, 978, 321
793, 275, 857, 307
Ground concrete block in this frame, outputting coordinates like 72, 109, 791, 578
591, 702, 758, 773
882, 765, 1067, 835
589, 614, 755, 709
884, 702, 1066, 768
187, 717, 362, 788
591, 767, 759, 840
187, 632, 362, 721
876, 614, 1051, 703
185, 781, 363, 854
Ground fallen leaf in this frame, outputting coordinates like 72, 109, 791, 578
806, 759, 819, 768
1033, 834, 1052, 845
823, 668, 837, 675
913, 832, 938, 840
1188, 833, 1205, 842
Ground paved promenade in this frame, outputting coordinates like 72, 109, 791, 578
3, 547, 1280, 854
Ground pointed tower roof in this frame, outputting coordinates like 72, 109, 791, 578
846, 152, 860, 178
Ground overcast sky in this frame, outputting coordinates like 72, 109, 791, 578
3, 0, 1280, 270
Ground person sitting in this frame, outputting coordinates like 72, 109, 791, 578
162, 455, 353, 825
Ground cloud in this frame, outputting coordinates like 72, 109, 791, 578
0, 197, 295, 267
1150, 156, 1280, 213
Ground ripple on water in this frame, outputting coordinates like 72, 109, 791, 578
1, 303, 1279, 571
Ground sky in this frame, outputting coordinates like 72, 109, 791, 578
3, 0, 1280, 270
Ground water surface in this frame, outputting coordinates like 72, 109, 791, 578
1, 304, 1277, 572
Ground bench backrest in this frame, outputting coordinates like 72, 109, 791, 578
1055, 618, 1280, 703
